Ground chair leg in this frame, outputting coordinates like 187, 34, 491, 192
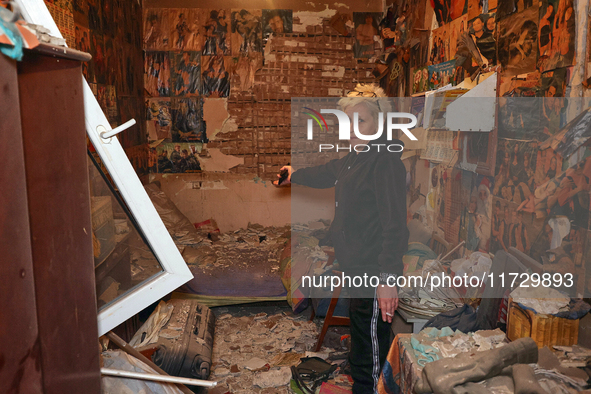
309, 304, 316, 322
314, 318, 331, 352
314, 295, 341, 352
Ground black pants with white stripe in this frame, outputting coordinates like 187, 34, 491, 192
349, 296, 392, 393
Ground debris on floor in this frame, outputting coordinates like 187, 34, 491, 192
552, 345, 591, 368
208, 304, 352, 393
183, 223, 291, 274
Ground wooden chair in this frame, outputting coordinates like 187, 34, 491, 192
309, 249, 350, 352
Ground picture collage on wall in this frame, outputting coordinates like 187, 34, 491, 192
490, 137, 591, 294
141, 7, 297, 168
151, 142, 203, 174
68, 0, 147, 173
412, 0, 574, 97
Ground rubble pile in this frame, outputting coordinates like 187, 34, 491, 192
24, 23, 67, 46
208, 309, 352, 393
183, 223, 291, 273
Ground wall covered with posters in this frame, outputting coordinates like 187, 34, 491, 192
44, 0, 147, 175
42, 0, 591, 269
42, 0, 395, 229
403, 0, 591, 296
141, 3, 416, 177
141, 0, 401, 230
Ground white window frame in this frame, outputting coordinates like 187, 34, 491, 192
17, 0, 194, 336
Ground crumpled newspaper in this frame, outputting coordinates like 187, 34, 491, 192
129, 301, 174, 348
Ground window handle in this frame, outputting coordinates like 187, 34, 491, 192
99, 118, 136, 140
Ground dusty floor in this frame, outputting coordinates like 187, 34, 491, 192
206, 302, 352, 394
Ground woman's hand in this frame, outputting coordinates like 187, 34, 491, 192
273, 165, 292, 187
377, 284, 398, 323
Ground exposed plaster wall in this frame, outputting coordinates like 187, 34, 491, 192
202, 98, 235, 141
149, 2, 383, 229
199, 148, 244, 172
292, 6, 337, 32
150, 173, 335, 231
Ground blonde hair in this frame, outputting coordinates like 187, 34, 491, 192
337, 84, 392, 126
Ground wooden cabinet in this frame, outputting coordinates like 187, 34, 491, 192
0, 46, 101, 393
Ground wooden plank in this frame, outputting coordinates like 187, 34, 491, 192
18, 51, 101, 394
0, 50, 44, 394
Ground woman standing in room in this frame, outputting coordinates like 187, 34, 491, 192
274, 84, 409, 394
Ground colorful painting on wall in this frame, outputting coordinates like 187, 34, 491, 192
144, 51, 171, 97
262, 9, 292, 40
169, 9, 205, 51
496, 0, 538, 21
494, 139, 540, 205
428, 60, 456, 89
201, 55, 230, 98
202, 9, 231, 55
538, 0, 575, 72
143, 8, 170, 50
353, 12, 381, 59
490, 197, 535, 255
468, 13, 497, 65
154, 142, 203, 173
171, 98, 206, 142
449, 15, 468, 62
467, 0, 483, 21
433, 0, 452, 26
412, 67, 429, 94
231, 9, 262, 55
429, 24, 449, 64
146, 98, 172, 141
171, 52, 201, 97
498, 6, 538, 76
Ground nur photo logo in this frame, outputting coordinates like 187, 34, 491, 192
303, 108, 418, 152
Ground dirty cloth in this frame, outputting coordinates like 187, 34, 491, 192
516, 298, 591, 320
415, 338, 538, 394
101, 350, 184, 394
377, 335, 578, 394
399, 260, 464, 318
0, 8, 23, 60
376, 331, 509, 394
410, 327, 455, 366
551, 299, 591, 320
423, 304, 478, 333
